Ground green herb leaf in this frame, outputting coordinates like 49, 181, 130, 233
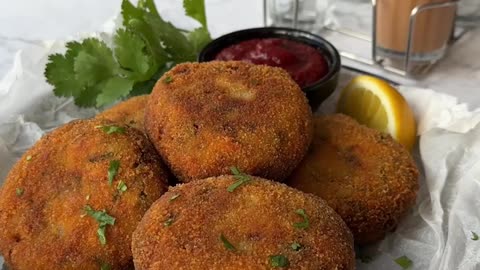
117, 181, 128, 194
138, 0, 160, 16
123, 14, 168, 67
74, 83, 105, 108
96, 125, 126, 134
270, 255, 289, 268
394, 255, 413, 269
45, 41, 83, 98
16, 188, 24, 197
227, 166, 251, 192
164, 217, 175, 227
108, 160, 120, 186
293, 209, 309, 229
169, 194, 181, 202
46, 0, 211, 108
84, 205, 116, 246
183, 0, 208, 28
46, 37, 126, 108
163, 76, 173, 84
100, 262, 111, 270
84, 206, 116, 226
188, 27, 212, 54
73, 38, 119, 88
96, 77, 135, 107
142, 13, 196, 62
114, 28, 153, 81
97, 226, 108, 246
472, 231, 479, 241
220, 234, 236, 251
291, 242, 302, 251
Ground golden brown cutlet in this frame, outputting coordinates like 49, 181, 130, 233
132, 176, 355, 270
96, 95, 148, 132
145, 61, 313, 183
287, 114, 419, 245
0, 118, 169, 269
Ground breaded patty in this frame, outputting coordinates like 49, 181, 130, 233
0, 119, 169, 269
132, 175, 355, 270
145, 61, 313, 183
96, 95, 148, 132
287, 114, 419, 244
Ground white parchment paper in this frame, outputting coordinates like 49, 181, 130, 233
1, 26, 480, 270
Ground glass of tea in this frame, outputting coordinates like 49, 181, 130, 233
375, 0, 456, 66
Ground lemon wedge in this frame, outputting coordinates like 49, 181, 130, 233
337, 75, 417, 150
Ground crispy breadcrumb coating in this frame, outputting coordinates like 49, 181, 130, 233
287, 114, 419, 244
0, 119, 169, 269
145, 61, 313, 183
132, 176, 355, 270
96, 95, 148, 132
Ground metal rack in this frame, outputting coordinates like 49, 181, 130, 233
263, 0, 466, 77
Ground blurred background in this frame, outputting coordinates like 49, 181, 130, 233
0, 0, 261, 78
1, 0, 479, 100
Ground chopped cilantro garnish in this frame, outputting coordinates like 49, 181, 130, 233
84, 205, 116, 246
26, 155, 32, 161
163, 76, 173, 84
270, 255, 289, 268
16, 188, 24, 197
117, 181, 128, 194
395, 255, 413, 269
95, 125, 125, 134
293, 209, 309, 229
227, 166, 251, 192
220, 234, 236, 251
291, 242, 302, 251
169, 194, 181, 202
108, 160, 120, 186
472, 231, 479, 241
100, 262, 111, 270
164, 217, 175, 227
44, 0, 211, 108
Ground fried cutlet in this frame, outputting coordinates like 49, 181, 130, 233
0, 119, 169, 269
144, 61, 313, 183
132, 175, 355, 269
287, 114, 419, 244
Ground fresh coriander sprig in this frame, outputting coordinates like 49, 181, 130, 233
84, 205, 116, 246
45, 0, 211, 108
227, 166, 251, 192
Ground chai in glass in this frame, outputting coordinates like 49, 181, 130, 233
376, 0, 456, 63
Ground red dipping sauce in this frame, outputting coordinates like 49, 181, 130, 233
215, 38, 329, 88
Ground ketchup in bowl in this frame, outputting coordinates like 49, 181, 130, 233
215, 38, 329, 88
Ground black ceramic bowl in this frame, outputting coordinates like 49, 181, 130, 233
198, 27, 341, 111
